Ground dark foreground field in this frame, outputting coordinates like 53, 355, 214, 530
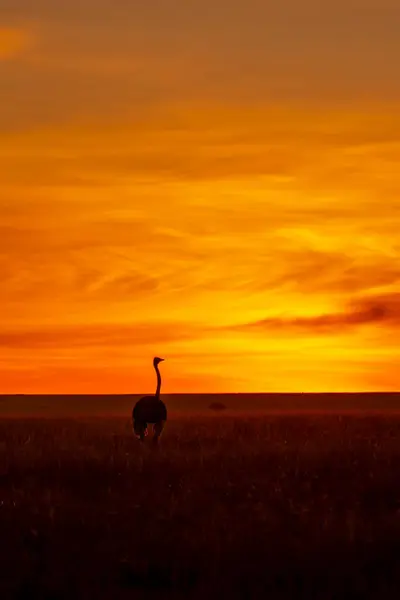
1, 416, 400, 599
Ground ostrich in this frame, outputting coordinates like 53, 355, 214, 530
132, 357, 167, 443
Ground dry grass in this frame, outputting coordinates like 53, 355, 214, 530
1, 415, 400, 599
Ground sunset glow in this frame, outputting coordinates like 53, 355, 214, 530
1, 1, 400, 393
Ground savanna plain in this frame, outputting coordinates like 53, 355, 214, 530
1, 400, 400, 599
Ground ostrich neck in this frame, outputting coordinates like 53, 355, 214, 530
154, 364, 162, 398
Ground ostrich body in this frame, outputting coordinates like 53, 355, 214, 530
132, 357, 167, 443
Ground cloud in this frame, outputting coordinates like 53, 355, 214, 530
2, 106, 400, 187
0, 321, 203, 350
231, 293, 400, 334
264, 248, 400, 296
1, 2, 400, 393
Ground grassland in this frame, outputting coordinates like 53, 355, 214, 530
1, 414, 400, 599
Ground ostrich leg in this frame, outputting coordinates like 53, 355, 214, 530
152, 420, 165, 444
133, 420, 147, 441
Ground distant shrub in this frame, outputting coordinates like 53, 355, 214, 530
208, 402, 227, 412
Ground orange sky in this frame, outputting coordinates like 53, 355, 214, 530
1, 1, 400, 393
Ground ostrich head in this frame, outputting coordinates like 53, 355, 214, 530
153, 356, 165, 366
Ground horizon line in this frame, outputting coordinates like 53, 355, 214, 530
2, 391, 400, 397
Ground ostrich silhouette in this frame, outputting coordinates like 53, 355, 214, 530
132, 357, 167, 443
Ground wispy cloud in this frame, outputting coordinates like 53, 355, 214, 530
231, 293, 400, 334
1, 1, 400, 392
0, 321, 204, 350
